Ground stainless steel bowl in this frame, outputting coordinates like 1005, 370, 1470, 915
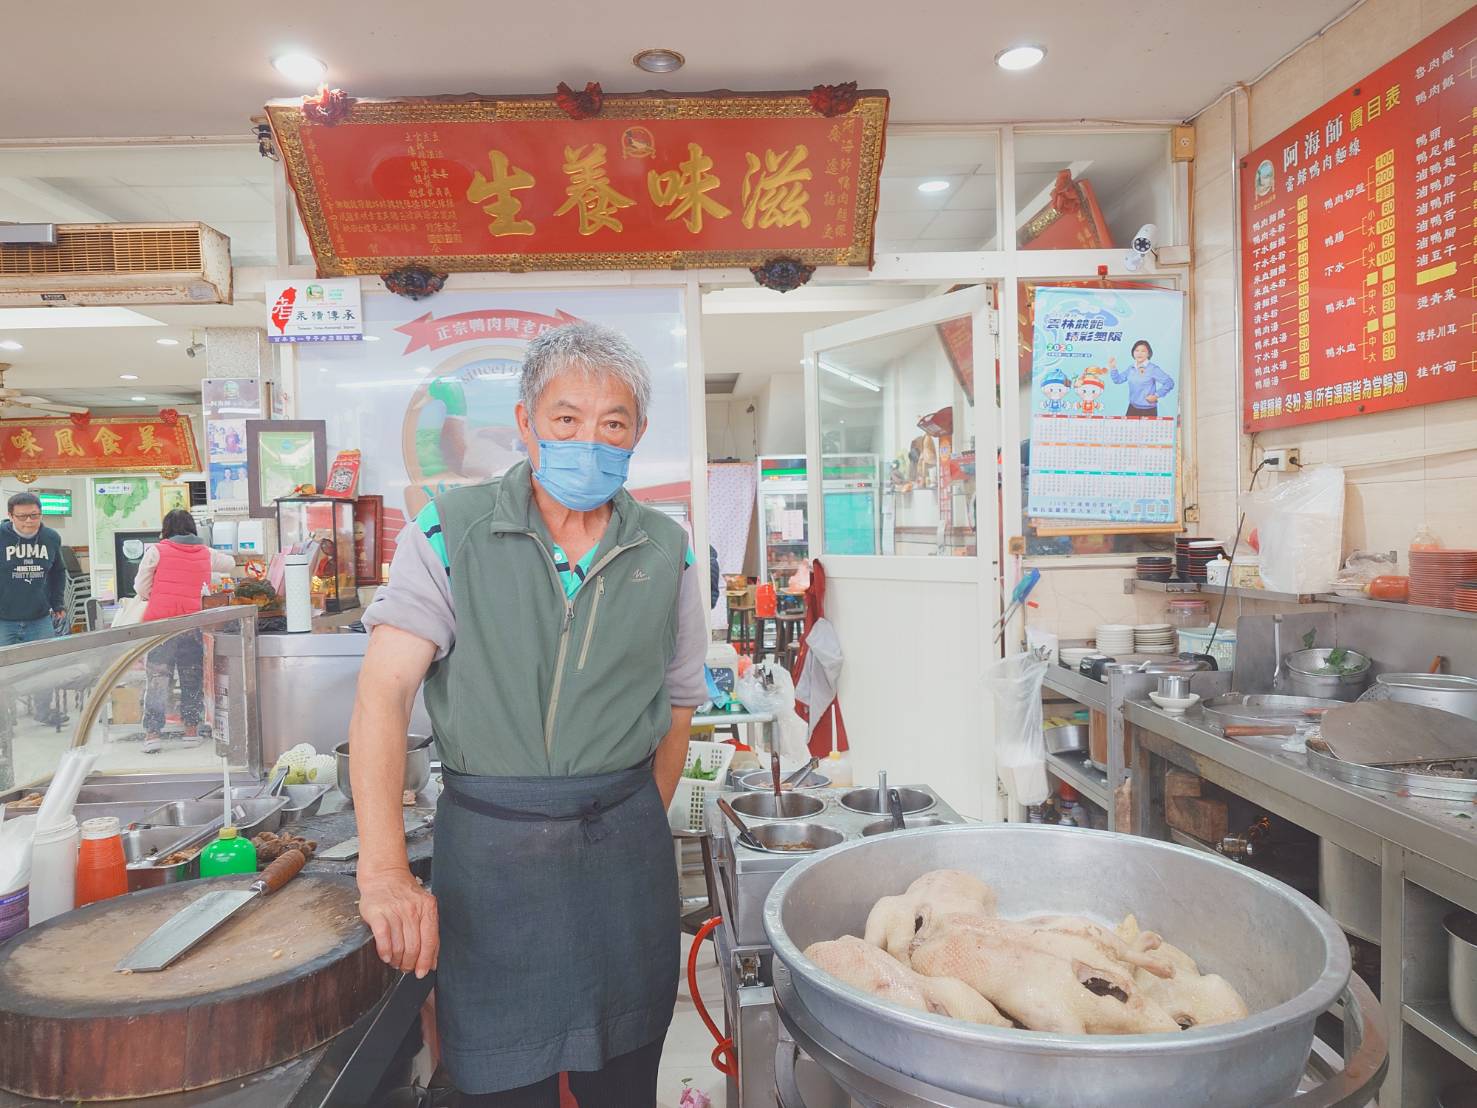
1043, 724, 1088, 755
1283, 647, 1372, 701
738, 769, 832, 792
838, 786, 935, 816
142, 797, 285, 837
764, 824, 1357, 1106
1446, 910, 1477, 1039
731, 792, 825, 822
335, 734, 434, 804
278, 783, 331, 822
861, 815, 949, 836
123, 826, 206, 890
738, 821, 844, 855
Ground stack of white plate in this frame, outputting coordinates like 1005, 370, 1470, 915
1060, 646, 1099, 669
1134, 623, 1177, 654
1095, 624, 1136, 655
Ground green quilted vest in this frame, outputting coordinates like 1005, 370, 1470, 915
423, 461, 687, 778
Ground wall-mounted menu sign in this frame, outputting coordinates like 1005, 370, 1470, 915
1240, 7, 1477, 431
266, 90, 888, 277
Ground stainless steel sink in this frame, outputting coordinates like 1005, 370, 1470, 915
143, 797, 286, 837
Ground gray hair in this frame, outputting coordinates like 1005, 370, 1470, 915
520, 322, 652, 426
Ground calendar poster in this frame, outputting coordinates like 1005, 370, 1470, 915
1027, 287, 1184, 523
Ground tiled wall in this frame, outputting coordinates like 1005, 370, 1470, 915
1192, 0, 1477, 566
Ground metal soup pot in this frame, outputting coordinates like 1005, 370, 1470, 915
764, 824, 1369, 1107
1369, 673, 1477, 721
334, 734, 434, 804
1283, 647, 1372, 701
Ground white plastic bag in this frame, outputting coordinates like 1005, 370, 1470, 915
736, 660, 810, 762
111, 596, 148, 627
1244, 466, 1345, 594
984, 652, 1050, 807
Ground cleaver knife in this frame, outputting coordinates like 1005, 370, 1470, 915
116, 849, 307, 973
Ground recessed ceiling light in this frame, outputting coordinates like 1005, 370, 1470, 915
272, 52, 328, 85
917, 180, 951, 194
995, 44, 1045, 71
0, 340, 22, 351
363, 335, 380, 342
633, 48, 685, 74
130, 395, 148, 402
119, 374, 139, 381
155, 337, 179, 346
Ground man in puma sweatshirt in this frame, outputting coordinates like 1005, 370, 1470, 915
0, 492, 66, 646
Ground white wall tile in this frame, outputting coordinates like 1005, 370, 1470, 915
1025, 566, 1139, 640
1192, 170, 1236, 266
1250, 49, 1327, 147
1425, 397, 1477, 456
1194, 97, 1237, 186
1321, 0, 1423, 96
1345, 456, 1428, 485
1196, 490, 1241, 540
1424, 450, 1477, 481
1424, 478, 1477, 547
1194, 331, 1239, 419
1322, 406, 1425, 465
1196, 417, 1243, 494
1424, 0, 1477, 33
1193, 250, 1237, 342
1343, 478, 1427, 553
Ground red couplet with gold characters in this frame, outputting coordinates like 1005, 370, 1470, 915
0, 415, 201, 480
265, 90, 888, 276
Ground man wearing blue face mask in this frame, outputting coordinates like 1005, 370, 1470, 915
351, 322, 708, 1106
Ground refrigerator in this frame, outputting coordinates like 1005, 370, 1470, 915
756, 454, 880, 585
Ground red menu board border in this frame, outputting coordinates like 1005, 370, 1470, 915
266, 90, 889, 278
1238, 8, 1477, 432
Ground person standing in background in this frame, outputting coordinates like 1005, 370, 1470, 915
134, 509, 236, 754
0, 492, 66, 646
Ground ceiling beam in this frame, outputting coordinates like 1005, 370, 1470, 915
0, 177, 115, 224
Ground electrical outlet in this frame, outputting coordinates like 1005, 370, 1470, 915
1262, 448, 1300, 472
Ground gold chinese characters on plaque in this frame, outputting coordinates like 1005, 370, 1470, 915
265, 89, 889, 275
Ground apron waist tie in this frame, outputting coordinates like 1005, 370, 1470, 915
441, 761, 654, 844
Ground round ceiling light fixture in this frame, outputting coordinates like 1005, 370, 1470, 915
272, 52, 328, 85
119, 374, 139, 380
917, 180, 951, 193
633, 48, 685, 74
129, 395, 148, 402
995, 44, 1045, 71
0, 340, 22, 351
155, 337, 179, 346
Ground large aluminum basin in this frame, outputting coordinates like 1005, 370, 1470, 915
764, 824, 1352, 1107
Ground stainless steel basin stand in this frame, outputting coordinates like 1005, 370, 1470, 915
771, 966, 1387, 1108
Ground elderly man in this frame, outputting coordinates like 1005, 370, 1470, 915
351, 323, 708, 1106
0, 492, 66, 646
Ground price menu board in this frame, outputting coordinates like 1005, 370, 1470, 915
1240, 8, 1477, 431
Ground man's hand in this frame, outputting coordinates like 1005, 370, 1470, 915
358, 867, 439, 977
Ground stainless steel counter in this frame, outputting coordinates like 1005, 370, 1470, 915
1126, 697, 1477, 1107
218, 631, 432, 765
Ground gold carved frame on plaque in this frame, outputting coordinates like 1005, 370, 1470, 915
265, 91, 889, 277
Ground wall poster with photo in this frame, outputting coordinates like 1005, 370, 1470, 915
245, 421, 327, 519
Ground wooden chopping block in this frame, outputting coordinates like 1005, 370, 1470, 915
0, 874, 394, 1101
1166, 794, 1229, 845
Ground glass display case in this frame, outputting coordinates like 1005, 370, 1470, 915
756, 454, 881, 586
274, 496, 360, 613
0, 606, 263, 794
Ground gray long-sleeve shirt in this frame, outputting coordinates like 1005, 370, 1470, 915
362, 516, 710, 708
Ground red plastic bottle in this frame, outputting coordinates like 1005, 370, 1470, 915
75, 817, 129, 907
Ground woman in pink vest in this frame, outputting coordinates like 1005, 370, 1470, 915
135, 509, 236, 754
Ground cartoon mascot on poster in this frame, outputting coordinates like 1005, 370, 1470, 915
1073, 367, 1108, 416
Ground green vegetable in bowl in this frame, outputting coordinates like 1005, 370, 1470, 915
683, 762, 719, 781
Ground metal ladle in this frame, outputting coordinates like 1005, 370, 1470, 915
888, 788, 906, 832
717, 797, 761, 850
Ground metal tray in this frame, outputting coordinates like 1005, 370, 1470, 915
141, 796, 286, 836
1305, 746, 1477, 803
1199, 693, 1341, 731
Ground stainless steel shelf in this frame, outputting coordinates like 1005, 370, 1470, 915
1043, 751, 1110, 809
1127, 579, 1319, 604
1404, 1002, 1477, 1073
1319, 592, 1477, 623
1042, 664, 1107, 711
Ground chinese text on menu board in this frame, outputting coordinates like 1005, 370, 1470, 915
1240, 7, 1477, 431
265, 92, 888, 276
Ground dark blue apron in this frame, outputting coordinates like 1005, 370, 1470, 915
434, 760, 679, 1094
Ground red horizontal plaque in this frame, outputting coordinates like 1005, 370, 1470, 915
1239, 7, 1477, 431
266, 90, 889, 276
1, 415, 201, 480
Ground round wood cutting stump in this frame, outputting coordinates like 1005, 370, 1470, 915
0, 873, 395, 1101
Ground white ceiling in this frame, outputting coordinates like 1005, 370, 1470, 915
1, 1, 1356, 139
